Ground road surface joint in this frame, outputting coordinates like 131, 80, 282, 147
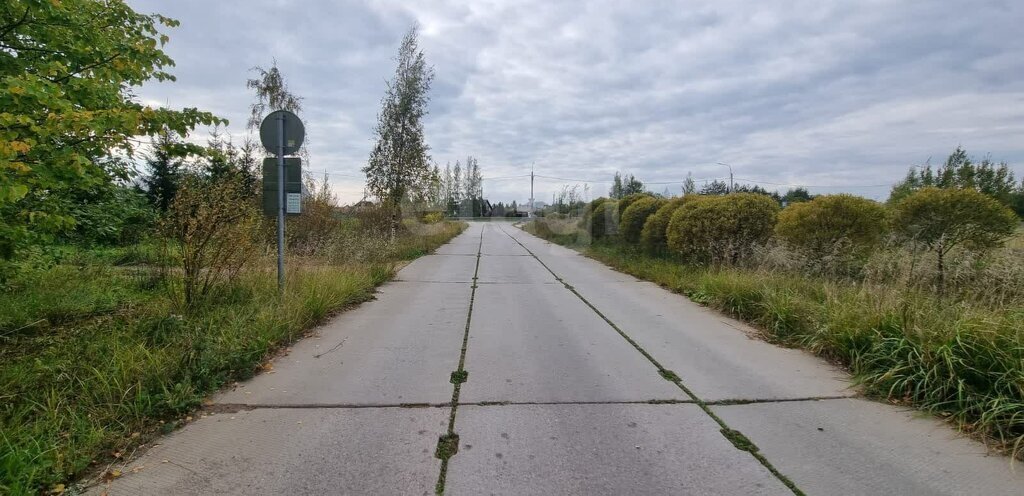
434, 225, 485, 494
498, 224, 807, 496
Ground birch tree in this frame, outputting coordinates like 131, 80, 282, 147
363, 26, 435, 237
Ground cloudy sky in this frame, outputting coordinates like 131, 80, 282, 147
129, 0, 1024, 204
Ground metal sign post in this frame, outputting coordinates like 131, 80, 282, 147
259, 110, 305, 293
277, 114, 285, 291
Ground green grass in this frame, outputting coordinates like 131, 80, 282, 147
0, 221, 466, 495
524, 221, 1024, 459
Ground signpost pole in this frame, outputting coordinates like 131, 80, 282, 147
276, 114, 285, 292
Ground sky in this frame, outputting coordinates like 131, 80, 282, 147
128, 0, 1024, 205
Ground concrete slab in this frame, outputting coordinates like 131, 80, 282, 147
434, 226, 481, 255
435, 243, 479, 255
501, 227, 640, 283
216, 281, 469, 405
475, 253, 557, 284
568, 281, 852, 402
444, 404, 789, 495
713, 398, 1024, 496
505, 226, 851, 402
480, 235, 529, 256
396, 254, 477, 282
91, 407, 447, 496
460, 283, 685, 402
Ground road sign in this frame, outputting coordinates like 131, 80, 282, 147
259, 110, 305, 155
262, 157, 302, 216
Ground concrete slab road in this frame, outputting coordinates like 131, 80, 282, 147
93, 222, 1024, 495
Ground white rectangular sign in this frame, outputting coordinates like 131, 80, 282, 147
286, 193, 301, 214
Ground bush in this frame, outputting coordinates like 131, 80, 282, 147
640, 197, 688, 253
620, 197, 666, 244
616, 193, 653, 219
288, 176, 340, 256
422, 212, 444, 224
162, 177, 263, 307
667, 193, 779, 264
775, 194, 887, 260
583, 201, 619, 240
891, 187, 1018, 293
66, 186, 158, 246
578, 197, 610, 228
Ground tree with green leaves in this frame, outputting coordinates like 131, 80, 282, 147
610, 172, 624, 199
246, 61, 303, 129
363, 26, 434, 237
142, 130, 186, 211
463, 155, 483, 216
623, 174, 644, 196
892, 187, 1018, 294
0, 0, 222, 261
246, 60, 306, 162
699, 180, 730, 195
682, 172, 696, 196
204, 127, 238, 182
889, 147, 1018, 208
782, 187, 813, 204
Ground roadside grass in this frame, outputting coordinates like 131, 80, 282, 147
0, 221, 466, 495
523, 221, 1024, 459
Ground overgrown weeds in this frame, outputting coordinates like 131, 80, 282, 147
0, 218, 466, 494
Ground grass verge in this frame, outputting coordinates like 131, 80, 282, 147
0, 221, 466, 495
523, 221, 1024, 460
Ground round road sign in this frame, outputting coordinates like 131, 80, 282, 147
259, 110, 305, 155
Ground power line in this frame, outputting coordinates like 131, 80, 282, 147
733, 177, 892, 189
483, 174, 532, 181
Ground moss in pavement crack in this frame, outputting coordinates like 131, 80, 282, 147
450, 370, 468, 384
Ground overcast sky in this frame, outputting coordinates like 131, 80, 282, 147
129, 0, 1024, 204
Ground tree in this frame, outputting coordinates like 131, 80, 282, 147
682, 173, 696, 196
236, 136, 260, 198
363, 26, 435, 237
426, 163, 443, 210
889, 147, 1018, 208
143, 131, 186, 211
246, 60, 303, 129
667, 193, 779, 264
700, 180, 730, 196
623, 174, 644, 196
733, 183, 782, 203
246, 60, 306, 162
463, 155, 483, 216
782, 187, 813, 204
0, 0, 222, 261
204, 127, 239, 182
892, 187, 1017, 294
775, 194, 887, 261
620, 196, 666, 244
610, 172, 624, 199
452, 160, 463, 206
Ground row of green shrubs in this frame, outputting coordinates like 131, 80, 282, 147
579, 189, 1018, 290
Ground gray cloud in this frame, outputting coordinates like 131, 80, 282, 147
129, 0, 1024, 203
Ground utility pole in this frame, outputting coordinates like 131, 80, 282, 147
529, 163, 535, 217
717, 162, 734, 193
